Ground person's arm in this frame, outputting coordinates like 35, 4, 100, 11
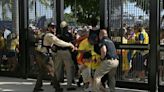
49, 34, 74, 49
100, 45, 107, 60
16, 38, 19, 53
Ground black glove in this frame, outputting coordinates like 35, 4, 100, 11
83, 51, 92, 59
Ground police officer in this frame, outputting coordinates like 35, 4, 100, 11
93, 29, 119, 92
54, 21, 76, 91
33, 22, 75, 92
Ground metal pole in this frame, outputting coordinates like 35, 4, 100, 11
19, 0, 29, 78
107, 0, 112, 38
100, 0, 108, 29
35, 0, 37, 22
56, 0, 64, 35
53, 0, 56, 23
120, 0, 123, 44
12, 0, 19, 35
75, 0, 77, 27
149, 0, 160, 92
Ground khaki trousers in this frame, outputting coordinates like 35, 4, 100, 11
54, 50, 75, 87
34, 51, 60, 90
93, 59, 119, 92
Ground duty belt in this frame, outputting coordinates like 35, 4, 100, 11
103, 57, 118, 60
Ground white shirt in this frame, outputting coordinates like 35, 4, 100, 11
36, 33, 72, 53
3, 29, 11, 39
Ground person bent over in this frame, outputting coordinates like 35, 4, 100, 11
93, 29, 119, 92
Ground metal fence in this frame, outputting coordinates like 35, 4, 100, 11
28, 0, 56, 29
28, 0, 56, 75
0, 0, 164, 90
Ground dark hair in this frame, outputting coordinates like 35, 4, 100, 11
89, 29, 100, 36
90, 18, 98, 27
88, 33, 97, 40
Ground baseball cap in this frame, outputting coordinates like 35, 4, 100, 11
48, 22, 56, 27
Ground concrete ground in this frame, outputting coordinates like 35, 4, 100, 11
0, 77, 148, 92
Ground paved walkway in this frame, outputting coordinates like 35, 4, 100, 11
0, 77, 148, 92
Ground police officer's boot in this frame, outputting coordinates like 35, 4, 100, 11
33, 71, 44, 92
52, 75, 63, 92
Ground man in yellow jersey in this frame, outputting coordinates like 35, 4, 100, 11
77, 28, 100, 91
6, 32, 19, 72
132, 23, 149, 81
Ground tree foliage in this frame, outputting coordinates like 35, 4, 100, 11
64, 13, 76, 23
65, 0, 128, 24
65, 0, 100, 24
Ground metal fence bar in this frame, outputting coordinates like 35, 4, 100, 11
56, 0, 64, 35
100, 0, 108, 29
19, 0, 29, 78
149, 0, 160, 92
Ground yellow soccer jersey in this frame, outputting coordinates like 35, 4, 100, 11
77, 38, 100, 69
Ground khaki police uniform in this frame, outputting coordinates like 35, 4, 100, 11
34, 32, 74, 92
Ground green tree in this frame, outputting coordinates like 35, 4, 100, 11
64, 13, 75, 22
65, 0, 127, 24
65, 0, 100, 24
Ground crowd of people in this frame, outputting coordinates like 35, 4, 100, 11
0, 26, 19, 72
120, 22, 149, 81
1, 17, 164, 92
28, 19, 119, 92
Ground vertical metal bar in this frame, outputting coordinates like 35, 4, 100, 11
120, 0, 123, 44
149, 0, 160, 92
53, 0, 56, 23
158, 0, 162, 88
56, 0, 64, 35
107, 0, 112, 38
35, 0, 37, 22
100, 0, 108, 29
75, 0, 77, 27
12, 0, 19, 34
163, 0, 164, 9
19, 0, 29, 78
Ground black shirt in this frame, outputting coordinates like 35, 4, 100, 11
99, 37, 118, 59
